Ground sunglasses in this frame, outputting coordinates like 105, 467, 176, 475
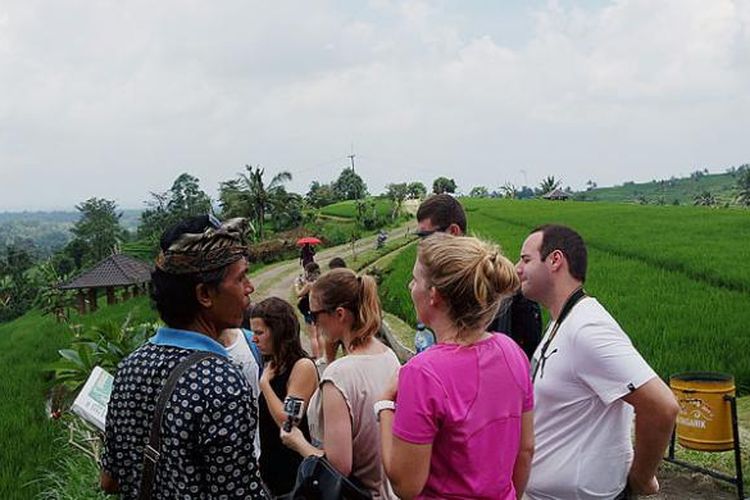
415, 225, 448, 238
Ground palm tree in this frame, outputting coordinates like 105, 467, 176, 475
500, 182, 518, 199
238, 165, 292, 239
539, 176, 561, 195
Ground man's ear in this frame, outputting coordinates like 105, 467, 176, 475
548, 250, 565, 272
446, 223, 462, 236
195, 283, 214, 308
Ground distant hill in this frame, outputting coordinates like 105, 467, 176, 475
0, 209, 142, 256
578, 171, 742, 205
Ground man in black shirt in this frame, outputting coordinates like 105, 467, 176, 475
100, 216, 267, 499
415, 195, 542, 359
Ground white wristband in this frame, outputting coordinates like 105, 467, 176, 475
373, 400, 396, 422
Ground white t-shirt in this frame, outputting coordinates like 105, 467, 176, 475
225, 329, 262, 458
526, 297, 656, 500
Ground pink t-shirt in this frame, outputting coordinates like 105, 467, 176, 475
392, 333, 533, 499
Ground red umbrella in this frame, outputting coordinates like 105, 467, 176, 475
296, 236, 322, 246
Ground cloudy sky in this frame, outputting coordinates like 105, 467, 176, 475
1, 0, 749, 211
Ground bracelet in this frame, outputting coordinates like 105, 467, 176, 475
373, 400, 396, 422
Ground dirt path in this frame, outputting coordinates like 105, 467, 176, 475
252, 224, 413, 303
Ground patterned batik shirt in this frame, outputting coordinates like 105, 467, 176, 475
101, 340, 267, 499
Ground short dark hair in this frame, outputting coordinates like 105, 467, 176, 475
328, 257, 347, 269
416, 194, 467, 234
151, 216, 229, 328
249, 297, 307, 374
532, 224, 587, 282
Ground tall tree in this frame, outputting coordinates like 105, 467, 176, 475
305, 181, 338, 208
138, 174, 212, 241
219, 165, 292, 239
333, 168, 367, 200
469, 186, 489, 198
71, 198, 124, 263
735, 169, 750, 207
500, 183, 518, 199
385, 183, 409, 220
432, 177, 457, 194
538, 176, 561, 195
167, 173, 213, 220
406, 182, 427, 199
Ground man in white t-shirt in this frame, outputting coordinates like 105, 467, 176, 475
516, 224, 678, 499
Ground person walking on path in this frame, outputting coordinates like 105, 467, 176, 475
517, 224, 678, 499
300, 242, 316, 269
378, 233, 534, 499
415, 194, 542, 359
295, 262, 323, 362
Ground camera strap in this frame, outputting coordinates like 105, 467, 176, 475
531, 287, 586, 383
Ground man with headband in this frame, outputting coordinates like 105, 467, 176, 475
100, 215, 268, 499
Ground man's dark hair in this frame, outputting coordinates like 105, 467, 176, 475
532, 224, 588, 282
416, 194, 467, 234
328, 257, 347, 269
151, 216, 229, 328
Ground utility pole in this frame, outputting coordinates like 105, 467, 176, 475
348, 143, 356, 172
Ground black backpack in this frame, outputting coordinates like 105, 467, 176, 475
489, 292, 542, 360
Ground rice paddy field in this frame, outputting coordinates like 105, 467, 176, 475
319, 197, 394, 219
0, 296, 157, 499
378, 199, 750, 393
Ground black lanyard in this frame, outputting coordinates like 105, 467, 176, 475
531, 287, 586, 382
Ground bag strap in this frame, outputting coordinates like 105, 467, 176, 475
242, 329, 264, 377
138, 350, 218, 500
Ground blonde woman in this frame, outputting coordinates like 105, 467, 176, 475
378, 234, 534, 499
281, 268, 399, 499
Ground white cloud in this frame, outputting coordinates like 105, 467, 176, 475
1, 0, 749, 210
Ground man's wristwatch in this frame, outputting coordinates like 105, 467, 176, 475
373, 400, 396, 422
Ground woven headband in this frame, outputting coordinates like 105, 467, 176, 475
155, 217, 252, 275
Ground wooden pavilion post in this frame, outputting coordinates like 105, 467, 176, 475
106, 286, 116, 305
77, 290, 87, 314
88, 288, 98, 312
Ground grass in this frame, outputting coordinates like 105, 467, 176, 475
319, 197, 393, 219
378, 243, 418, 329
582, 172, 740, 205
0, 296, 157, 499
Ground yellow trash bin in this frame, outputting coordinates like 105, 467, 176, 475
670, 371, 735, 452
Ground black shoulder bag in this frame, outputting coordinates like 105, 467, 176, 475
284, 454, 373, 500
138, 351, 218, 500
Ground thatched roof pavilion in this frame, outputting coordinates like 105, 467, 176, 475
542, 188, 571, 200
59, 254, 152, 314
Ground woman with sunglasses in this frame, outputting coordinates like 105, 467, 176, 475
378, 233, 535, 499
248, 297, 319, 497
281, 268, 399, 499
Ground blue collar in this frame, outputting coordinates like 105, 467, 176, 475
149, 327, 228, 358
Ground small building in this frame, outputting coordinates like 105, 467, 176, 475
58, 254, 152, 314
542, 188, 571, 201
